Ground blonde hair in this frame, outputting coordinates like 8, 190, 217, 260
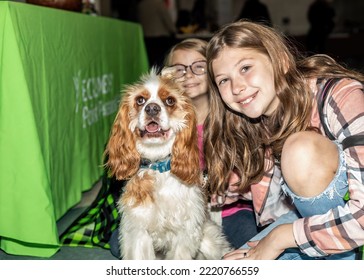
164, 38, 208, 66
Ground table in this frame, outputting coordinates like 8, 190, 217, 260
0, 1, 149, 257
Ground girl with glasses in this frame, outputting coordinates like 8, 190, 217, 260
163, 38, 259, 250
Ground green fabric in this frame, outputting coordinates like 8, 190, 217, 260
60, 172, 122, 250
0, 1, 148, 257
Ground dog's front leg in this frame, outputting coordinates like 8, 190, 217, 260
197, 220, 232, 260
121, 229, 156, 260
165, 234, 198, 260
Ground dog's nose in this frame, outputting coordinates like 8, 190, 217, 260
145, 103, 161, 116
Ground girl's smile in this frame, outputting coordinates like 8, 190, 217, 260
238, 91, 258, 106
212, 47, 279, 118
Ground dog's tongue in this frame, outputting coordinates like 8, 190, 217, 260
146, 122, 159, 133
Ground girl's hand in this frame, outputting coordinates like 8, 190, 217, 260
223, 239, 281, 260
223, 224, 296, 260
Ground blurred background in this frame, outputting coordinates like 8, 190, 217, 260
110, 0, 364, 71
15, 0, 364, 71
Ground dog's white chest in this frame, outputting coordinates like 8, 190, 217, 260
119, 170, 208, 259
142, 171, 205, 225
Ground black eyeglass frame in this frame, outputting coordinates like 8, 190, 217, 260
162, 60, 207, 79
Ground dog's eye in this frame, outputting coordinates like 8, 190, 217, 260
136, 96, 145, 106
165, 97, 175, 106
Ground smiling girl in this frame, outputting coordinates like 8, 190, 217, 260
163, 38, 259, 250
205, 20, 364, 260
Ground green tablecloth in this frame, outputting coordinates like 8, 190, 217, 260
0, 1, 148, 257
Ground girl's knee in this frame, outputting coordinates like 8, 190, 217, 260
281, 131, 327, 175
281, 131, 339, 197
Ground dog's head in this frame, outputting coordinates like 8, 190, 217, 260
105, 68, 201, 185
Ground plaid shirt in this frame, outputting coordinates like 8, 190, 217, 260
251, 78, 364, 257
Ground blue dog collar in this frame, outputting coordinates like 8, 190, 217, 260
140, 156, 171, 173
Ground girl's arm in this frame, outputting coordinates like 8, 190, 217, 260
294, 78, 364, 257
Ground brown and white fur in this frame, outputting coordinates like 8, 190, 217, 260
105, 69, 231, 260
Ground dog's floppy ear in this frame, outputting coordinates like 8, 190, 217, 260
104, 99, 140, 180
171, 100, 202, 186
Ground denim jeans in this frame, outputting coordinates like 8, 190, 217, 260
241, 142, 356, 260
222, 201, 258, 249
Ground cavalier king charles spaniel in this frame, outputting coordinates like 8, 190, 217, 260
105, 69, 231, 260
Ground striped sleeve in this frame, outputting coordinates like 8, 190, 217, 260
293, 78, 364, 257
251, 161, 293, 227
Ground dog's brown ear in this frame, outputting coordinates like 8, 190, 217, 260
104, 100, 140, 180
171, 101, 202, 186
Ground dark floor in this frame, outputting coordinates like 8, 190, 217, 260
0, 182, 118, 260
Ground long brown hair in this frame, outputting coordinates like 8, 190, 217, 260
205, 20, 313, 195
298, 54, 364, 82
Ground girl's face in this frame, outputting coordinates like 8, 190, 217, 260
212, 47, 279, 118
169, 49, 208, 100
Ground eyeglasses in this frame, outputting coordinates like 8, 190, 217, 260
161, 60, 207, 79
